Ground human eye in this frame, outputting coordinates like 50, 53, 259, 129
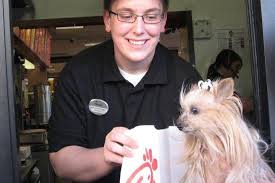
145, 14, 159, 20
118, 12, 134, 20
144, 14, 161, 23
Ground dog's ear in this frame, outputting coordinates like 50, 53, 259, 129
215, 78, 234, 101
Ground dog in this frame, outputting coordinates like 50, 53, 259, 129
177, 78, 275, 183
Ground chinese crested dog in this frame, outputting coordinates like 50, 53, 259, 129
177, 78, 275, 183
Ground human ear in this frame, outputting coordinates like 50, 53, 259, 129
160, 13, 167, 33
103, 10, 111, 32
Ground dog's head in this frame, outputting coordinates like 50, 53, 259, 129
178, 78, 255, 159
178, 78, 242, 136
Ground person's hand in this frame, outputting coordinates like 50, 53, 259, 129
103, 127, 138, 166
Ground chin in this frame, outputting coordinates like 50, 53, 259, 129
122, 48, 155, 63
127, 54, 151, 63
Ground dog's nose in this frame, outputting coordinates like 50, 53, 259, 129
176, 119, 188, 131
176, 122, 183, 130
176, 113, 189, 130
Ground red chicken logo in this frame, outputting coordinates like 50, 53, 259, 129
126, 148, 158, 183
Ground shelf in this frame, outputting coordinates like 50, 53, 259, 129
13, 34, 48, 69
30, 173, 40, 183
20, 159, 38, 182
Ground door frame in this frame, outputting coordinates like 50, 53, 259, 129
0, 0, 20, 182
246, 0, 270, 137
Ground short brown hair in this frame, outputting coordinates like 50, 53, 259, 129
104, 0, 169, 12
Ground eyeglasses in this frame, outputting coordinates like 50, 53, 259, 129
109, 10, 164, 24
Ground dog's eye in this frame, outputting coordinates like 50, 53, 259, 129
191, 106, 199, 114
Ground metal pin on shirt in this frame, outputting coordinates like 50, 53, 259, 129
89, 99, 109, 116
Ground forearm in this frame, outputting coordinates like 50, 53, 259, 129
49, 145, 115, 182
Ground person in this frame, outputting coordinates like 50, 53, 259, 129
206, 49, 253, 114
207, 49, 242, 80
48, 0, 201, 182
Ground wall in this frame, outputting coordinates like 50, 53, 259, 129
169, 0, 253, 97
20, 0, 103, 19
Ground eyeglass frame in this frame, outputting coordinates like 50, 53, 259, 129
108, 10, 165, 24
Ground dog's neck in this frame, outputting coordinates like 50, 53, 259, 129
204, 154, 230, 183
183, 134, 230, 183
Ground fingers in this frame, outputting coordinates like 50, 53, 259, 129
104, 127, 138, 165
109, 127, 138, 148
104, 141, 132, 164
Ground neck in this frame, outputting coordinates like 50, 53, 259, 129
182, 134, 229, 183
114, 50, 155, 75
117, 61, 150, 74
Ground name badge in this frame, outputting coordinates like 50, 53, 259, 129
89, 99, 109, 116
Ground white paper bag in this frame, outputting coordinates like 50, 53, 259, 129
120, 125, 188, 183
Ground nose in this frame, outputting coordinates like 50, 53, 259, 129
176, 121, 188, 131
176, 115, 187, 131
132, 17, 145, 35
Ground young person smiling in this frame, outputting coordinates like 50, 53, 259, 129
48, 0, 201, 182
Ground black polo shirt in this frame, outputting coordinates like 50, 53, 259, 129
48, 40, 201, 183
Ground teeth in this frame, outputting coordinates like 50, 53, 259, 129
129, 40, 146, 45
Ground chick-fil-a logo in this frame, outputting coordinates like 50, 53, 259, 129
126, 148, 158, 183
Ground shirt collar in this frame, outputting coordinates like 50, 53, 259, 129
102, 41, 168, 85
102, 40, 125, 82
143, 44, 168, 85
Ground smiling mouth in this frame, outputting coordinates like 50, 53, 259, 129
128, 39, 147, 46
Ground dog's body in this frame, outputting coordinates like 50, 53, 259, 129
178, 78, 275, 183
